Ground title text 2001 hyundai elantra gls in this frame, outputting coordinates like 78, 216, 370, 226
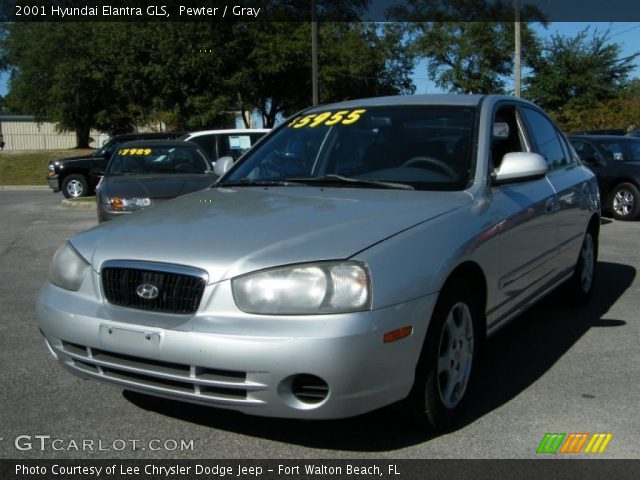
36, 94, 600, 430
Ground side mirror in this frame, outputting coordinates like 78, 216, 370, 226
214, 156, 234, 177
492, 152, 548, 185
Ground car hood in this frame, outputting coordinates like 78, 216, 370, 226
72, 187, 473, 284
100, 174, 216, 199
52, 153, 100, 163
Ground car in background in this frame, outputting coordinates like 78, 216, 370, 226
179, 129, 269, 165
96, 140, 215, 222
571, 128, 627, 136
569, 135, 640, 220
37, 95, 599, 430
47, 132, 184, 199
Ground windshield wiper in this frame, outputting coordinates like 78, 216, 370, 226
285, 174, 414, 190
218, 178, 304, 187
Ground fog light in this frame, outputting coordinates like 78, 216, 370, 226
290, 374, 329, 404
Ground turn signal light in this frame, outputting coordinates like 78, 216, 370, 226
383, 326, 413, 343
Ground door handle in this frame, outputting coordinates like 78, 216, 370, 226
545, 197, 558, 214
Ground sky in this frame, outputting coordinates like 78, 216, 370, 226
1, 22, 639, 98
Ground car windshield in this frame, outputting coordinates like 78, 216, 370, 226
106, 145, 212, 176
220, 106, 476, 191
93, 138, 117, 157
594, 138, 640, 162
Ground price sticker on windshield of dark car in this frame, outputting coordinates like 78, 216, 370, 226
118, 148, 152, 156
289, 109, 367, 129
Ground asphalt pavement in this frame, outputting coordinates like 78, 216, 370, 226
0, 190, 638, 459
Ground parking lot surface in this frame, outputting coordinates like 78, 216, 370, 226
0, 190, 638, 459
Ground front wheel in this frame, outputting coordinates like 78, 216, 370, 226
62, 174, 89, 199
610, 182, 640, 221
408, 279, 481, 431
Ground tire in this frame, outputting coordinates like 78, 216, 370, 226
407, 278, 481, 431
62, 174, 89, 199
565, 226, 598, 304
609, 182, 640, 221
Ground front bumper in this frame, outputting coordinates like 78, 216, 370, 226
36, 282, 436, 419
47, 175, 59, 192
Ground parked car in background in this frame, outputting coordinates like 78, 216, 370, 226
571, 128, 627, 136
37, 95, 599, 430
569, 135, 640, 220
95, 140, 215, 222
179, 129, 269, 165
47, 132, 184, 198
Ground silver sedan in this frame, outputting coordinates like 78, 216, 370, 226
36, 94, 600, 430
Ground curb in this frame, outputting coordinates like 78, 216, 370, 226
0, 185, 49, 190
61, 198, 96, 211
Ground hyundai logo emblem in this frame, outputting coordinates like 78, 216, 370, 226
136, 283, 159, 300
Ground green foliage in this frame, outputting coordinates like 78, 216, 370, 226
549, 88, 640, 133
228, 22, 415, 128
524, 28, 639, 127
399, 0, 544, 94
0, 20, 416, 140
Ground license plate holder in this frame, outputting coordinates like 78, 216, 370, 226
99, 325, 161, 353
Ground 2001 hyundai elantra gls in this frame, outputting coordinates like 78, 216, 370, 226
37, 95, 600, 430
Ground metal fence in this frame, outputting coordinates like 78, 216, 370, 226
0, 120, 109, 150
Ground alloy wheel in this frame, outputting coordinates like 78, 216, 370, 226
613, 189, 635, 218
66, 179, 84, 198
436, 301, 474, 409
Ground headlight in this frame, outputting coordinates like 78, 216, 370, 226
48, 242, 89, 291
232, 261, 371, 314
108, 197, 151, 211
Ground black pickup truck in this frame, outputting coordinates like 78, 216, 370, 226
47, 132, 184, 198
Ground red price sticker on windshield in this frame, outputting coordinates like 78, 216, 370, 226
288, 109, 366, 128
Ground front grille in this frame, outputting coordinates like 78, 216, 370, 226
60, 340, 254, 402
101, 262, 206, 314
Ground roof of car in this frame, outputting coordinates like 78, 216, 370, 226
300, 94, 543, 115
183, 129, 270, 138
116, 139, 203, 148
112, 132, 185, 140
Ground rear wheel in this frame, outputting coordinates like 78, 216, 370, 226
610, 182, 640, 221
408, 279, 481, 431
62, 174, 88, 199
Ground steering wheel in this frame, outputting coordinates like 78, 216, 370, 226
402, 156, 458, 179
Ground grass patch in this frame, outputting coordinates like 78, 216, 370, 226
0, 149, 93, 185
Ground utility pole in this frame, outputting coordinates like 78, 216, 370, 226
311, 0, 319, 106
514, 0, 521, 97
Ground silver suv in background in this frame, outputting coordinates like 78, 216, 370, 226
179, 129, 269, 166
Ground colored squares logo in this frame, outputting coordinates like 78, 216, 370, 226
537, 433, 612, 454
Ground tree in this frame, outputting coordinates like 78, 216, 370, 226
0, 23, 143, 147
228, 22, 416, 128
393, 0, 544, 94
524, 28, 639, 125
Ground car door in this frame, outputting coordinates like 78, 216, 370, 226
570, 138, 610, 197
485, 103, 560, 325
520, 107, 588, 276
